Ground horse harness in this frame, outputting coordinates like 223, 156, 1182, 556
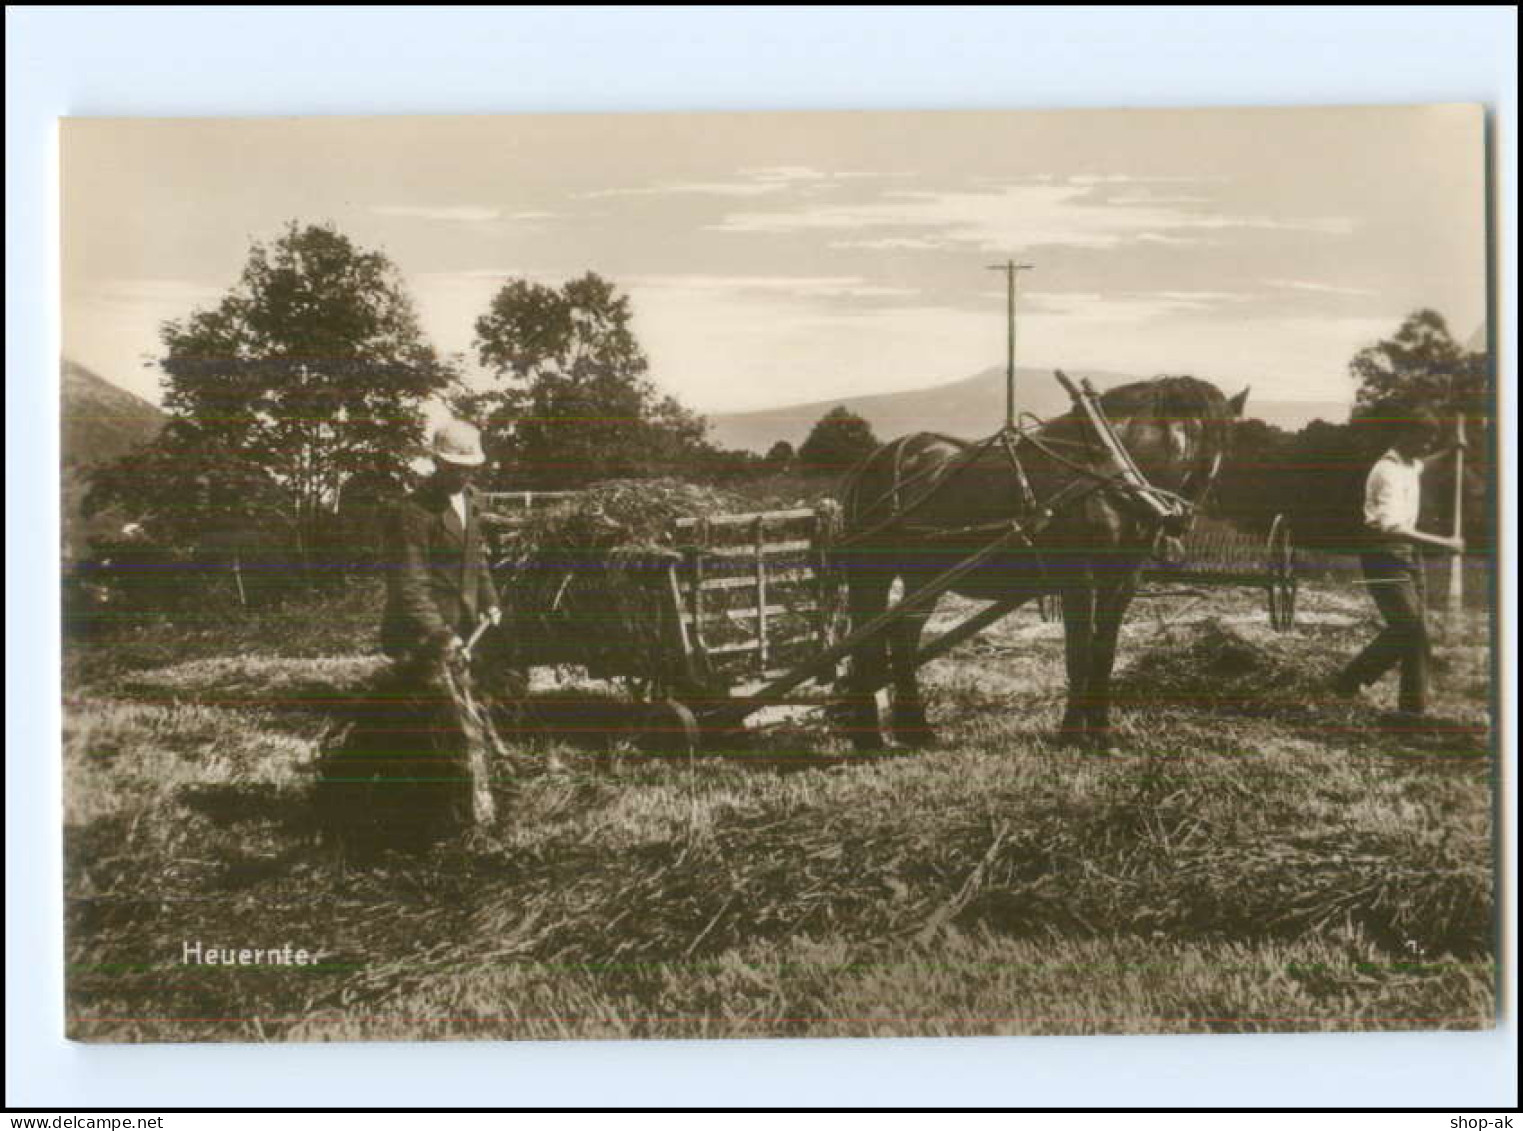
840, 375, 1199, 558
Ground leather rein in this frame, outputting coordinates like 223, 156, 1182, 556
838, 376, 1214, 552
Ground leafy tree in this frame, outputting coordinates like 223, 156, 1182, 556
689, 446, 766, 485
84, 418, 288, 544
1211, 418, 1293, 534
146, 222, 453, 556
83, 419, 294, 607
1280, 419, 1369, 553
765, 440, 796, 471
456, 273, 709, 489
1350, 309, 1486, 420
1207, 311, 1494, 555
798, 406, 879, 475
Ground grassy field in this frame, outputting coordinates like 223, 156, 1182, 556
62, 579, 1498, 1042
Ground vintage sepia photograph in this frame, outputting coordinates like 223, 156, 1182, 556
59, 105, 1498, 1044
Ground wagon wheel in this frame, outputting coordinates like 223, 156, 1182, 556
1265, 514, 1297, 631
632, 698, 701, 756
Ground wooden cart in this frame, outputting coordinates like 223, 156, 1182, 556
482, 499, 848, 750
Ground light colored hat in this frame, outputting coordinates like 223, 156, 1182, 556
431, 419, 486, 467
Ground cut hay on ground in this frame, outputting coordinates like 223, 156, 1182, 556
1116, 618, 1321, 715
121, 654, 386, 706
1113, 618, 1491, 754
61, 580, 1497, 1042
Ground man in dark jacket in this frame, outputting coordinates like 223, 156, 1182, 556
381, 419, 501, 663
357, 418, 505, 834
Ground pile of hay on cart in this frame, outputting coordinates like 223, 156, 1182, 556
484, 479, 751, 683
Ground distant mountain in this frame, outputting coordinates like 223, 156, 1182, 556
61, 359, 166, 556
705, 365, 1345, 452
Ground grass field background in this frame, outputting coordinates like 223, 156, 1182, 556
62, 577, 1498, 1042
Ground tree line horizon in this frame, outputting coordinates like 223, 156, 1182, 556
84, 220, 1494, 568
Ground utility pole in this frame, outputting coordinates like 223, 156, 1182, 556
987, 259, 1034, 429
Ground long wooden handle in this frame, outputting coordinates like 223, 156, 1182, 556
461, 615, 492, 660
1447, 415, 1465, 617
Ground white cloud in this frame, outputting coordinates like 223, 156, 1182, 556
1105, 193, 1214, 206
826, 235, 948, 251
1021, 289, 1245, 323
580, 180, 794, 200
629, 273, 918, 299
1266, 278, 1378, 297
1067, 174, 1224, 186
708, 184, 1354, 251
580, 166, 909, 200
414, 267, 553, 283
739, 165, 831, 183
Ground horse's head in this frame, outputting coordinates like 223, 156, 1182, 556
1101, 375, 1248, 532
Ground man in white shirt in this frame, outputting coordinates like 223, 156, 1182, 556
1332, 408, 1465, 714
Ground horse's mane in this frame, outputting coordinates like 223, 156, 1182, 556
1099, 374, 1225, 416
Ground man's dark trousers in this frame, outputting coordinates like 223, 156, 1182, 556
1340, 545, 1429, 713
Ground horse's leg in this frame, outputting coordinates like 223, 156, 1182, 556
1057, 577, 1097, 745
888, 601, 936, 748
1085, 571, 1140, 753
840, 559, 893, 751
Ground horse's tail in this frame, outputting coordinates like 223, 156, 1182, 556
831, 436, 909, 577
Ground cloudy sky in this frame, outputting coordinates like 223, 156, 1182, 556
62, 106, 1487, 417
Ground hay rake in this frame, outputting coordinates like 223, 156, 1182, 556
1138, 511, 1298, 631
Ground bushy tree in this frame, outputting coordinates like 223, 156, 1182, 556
798, 406, 878, 475
142, 221, 454, 557
1207, 311, 1493, 553
1350, 309, 1487, 420
1280, 419, 1370, 552
1210, 418, 1294, 535
1349, 310, 1491, 550
84, 418, 288, 545
456, 273, 709, 489
765, 440, 796, 471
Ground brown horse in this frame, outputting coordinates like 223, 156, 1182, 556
835, 374, 1248, 751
